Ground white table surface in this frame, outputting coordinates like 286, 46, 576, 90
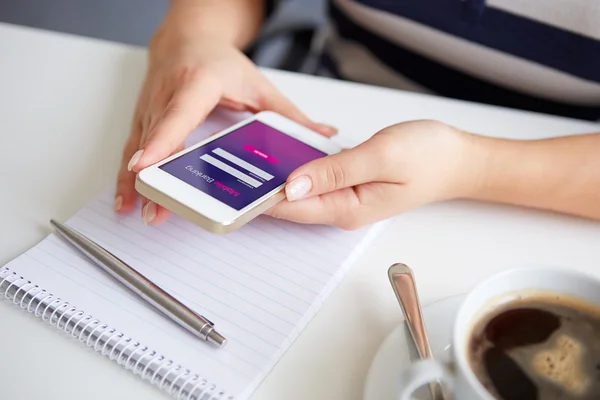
1, 22, 600, 400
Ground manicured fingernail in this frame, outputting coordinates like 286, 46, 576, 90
286, 175, 312, 201
127, 149, 144, 171
317, 123, 338, 135
142, 202, 157, 225
113, 195, 123, 212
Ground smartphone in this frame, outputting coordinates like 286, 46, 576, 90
135, 111, 341, 234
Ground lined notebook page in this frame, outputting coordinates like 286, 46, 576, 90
4, 191, 384, 399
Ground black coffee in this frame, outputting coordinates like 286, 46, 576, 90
468, 293, 600, 400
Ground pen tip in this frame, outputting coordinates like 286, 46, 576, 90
207, 330, 227, 347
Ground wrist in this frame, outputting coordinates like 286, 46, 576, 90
151, 8, 234, 53
438, 126, 489, 201
464, 135, 545, 207
455, 132, 493, 200
152, 0, 262, 52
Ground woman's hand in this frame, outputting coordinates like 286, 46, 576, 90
114, 7, 335, 225
267, 120, 482, 229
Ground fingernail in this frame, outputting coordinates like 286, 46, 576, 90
142, 202, 157, 225
317, 123, 338, 135
127, 149, 144, 171
113, 195, 123, 212
286, 175, 312, 201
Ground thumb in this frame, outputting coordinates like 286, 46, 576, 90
284, 144, 381, 201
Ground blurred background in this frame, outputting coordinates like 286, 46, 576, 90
0, 0, 326, 73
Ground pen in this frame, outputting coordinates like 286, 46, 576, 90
50, 219, 227, 347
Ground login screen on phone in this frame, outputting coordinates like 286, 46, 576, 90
159, 121, 327, 210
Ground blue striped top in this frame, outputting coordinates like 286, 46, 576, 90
269, 0, 600, 121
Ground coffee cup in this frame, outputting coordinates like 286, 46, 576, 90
397, 267, 600, 400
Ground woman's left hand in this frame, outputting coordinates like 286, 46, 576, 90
266, 120, 483, 229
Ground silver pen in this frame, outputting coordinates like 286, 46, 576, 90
50, 219, 227, 347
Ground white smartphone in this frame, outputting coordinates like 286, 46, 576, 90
135, 111, 341, 234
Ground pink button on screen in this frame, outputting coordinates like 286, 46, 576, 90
243, 144, 279, 164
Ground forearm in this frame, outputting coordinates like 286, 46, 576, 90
467, 133, 600, 220
157, 0, 266, 49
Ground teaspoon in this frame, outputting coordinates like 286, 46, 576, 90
388, 263, 446, 400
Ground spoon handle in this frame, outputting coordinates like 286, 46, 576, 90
389, 263, 446, 400
388, 263, 433, 360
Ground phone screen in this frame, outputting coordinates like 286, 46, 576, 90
159, 120, 327, 210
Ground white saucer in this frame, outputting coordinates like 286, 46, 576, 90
363, 294, 466, 400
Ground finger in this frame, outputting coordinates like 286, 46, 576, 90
114, 76, 155, 213
140, 199, 172, 226
139, 142, 185, 225
266, 187, 364, 229
218, 96, 338, 137
283, 142, 384, 201
141, 79, 175, 146
219, 98, 254, 112
115, 117, 144, 214
268, 182, 403, 229
133, 94, 171, 221
128, 75, 222, 172
259, 80, 338, 138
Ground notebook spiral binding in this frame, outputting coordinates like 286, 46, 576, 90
0, 267, 232, 400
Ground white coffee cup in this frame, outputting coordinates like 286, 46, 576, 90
397, 266, 600, 400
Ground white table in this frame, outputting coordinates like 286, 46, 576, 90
1, 22, 599, 400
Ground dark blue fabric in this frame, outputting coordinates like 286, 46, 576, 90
461, 0, 486, 23
326, 2, 600, 121
264, 0, 279, 19
354, 0, 600, 83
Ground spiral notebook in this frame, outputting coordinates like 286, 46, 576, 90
0, 191, 385, 399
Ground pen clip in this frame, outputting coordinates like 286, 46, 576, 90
197, 313, 214, 326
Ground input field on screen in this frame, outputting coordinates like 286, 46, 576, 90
199, 154, 263, 188
212, 148, 274, 181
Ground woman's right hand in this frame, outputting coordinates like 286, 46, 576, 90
114, 10, 336, 225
